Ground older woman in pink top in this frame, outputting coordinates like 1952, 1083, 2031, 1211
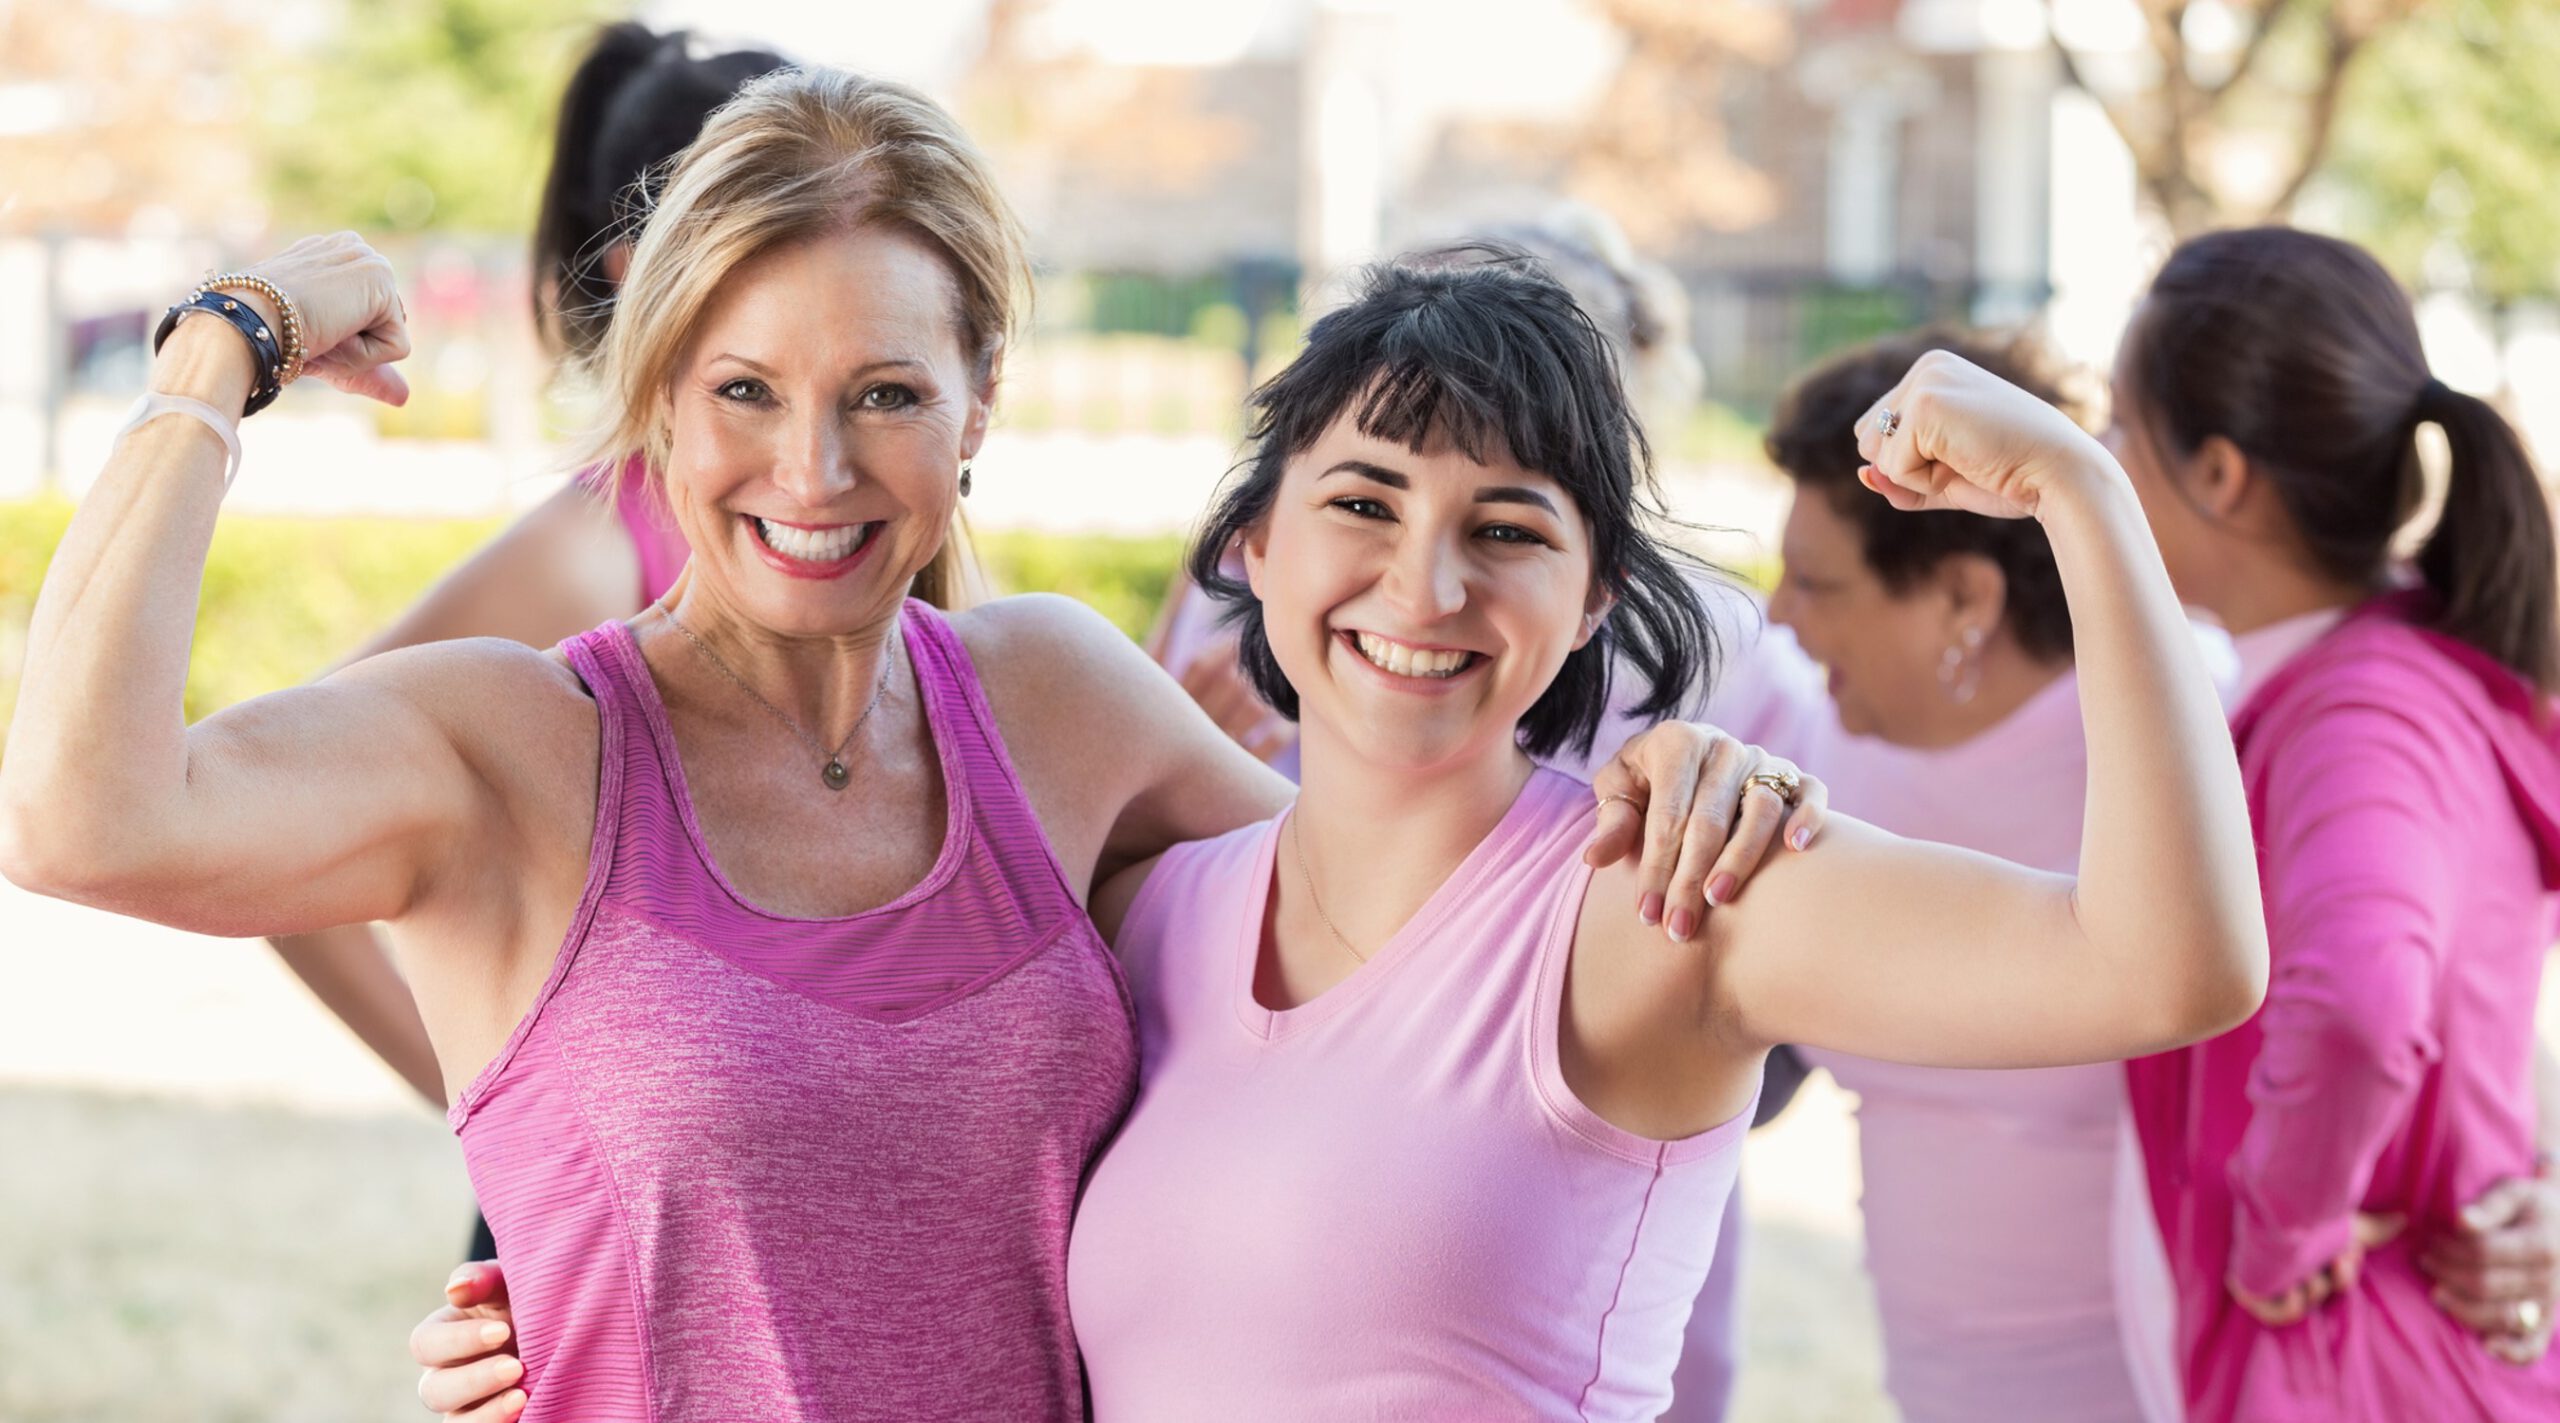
2114, 227, 2560, 1421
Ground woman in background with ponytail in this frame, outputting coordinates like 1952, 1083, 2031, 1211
2113, 226, 2560, 1420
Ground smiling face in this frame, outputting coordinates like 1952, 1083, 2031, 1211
660, 223, 991, 637
1240, 413, 1605, 775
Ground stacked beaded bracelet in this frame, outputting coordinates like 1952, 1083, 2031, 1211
154, 292, 284, 415
149, 273, 309, 416
201, 273, 308, 385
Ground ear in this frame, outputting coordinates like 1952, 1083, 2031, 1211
960, 342, 1002, 463
1239, 521, 1271, 599
2189, 434, 2253, 521
1574, 584, 1617, 652
1935, 553, 2008, 640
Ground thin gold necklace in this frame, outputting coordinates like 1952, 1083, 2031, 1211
658, 603, 898, 792
1288, 815, 1369, 963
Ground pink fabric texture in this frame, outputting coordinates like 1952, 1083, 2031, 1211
1067, 768, 1756, 1422
582, 453, 691, 606
1785, 672, 2178, 1423
449, 602, 1137, 1422
2127, 596, 2560, 1422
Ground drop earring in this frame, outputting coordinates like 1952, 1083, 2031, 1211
959, 460, 973, 498
1938, 625, 1986, 705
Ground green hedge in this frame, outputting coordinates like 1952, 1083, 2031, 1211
0, 499, 1187, 744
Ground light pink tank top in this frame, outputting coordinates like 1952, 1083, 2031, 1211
1067, 768, 1754, 1421
450, 602, 1137, 1422
1787, 673, 2178, 1423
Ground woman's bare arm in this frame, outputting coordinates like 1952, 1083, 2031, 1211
0, 237, 545, 946
262, 481, 646, 1108
1590, 354, 2266, 1085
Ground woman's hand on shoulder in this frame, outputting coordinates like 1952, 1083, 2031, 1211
1583, 722, 1828, 944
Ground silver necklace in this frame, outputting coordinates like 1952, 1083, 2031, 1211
1288, 816, 1369, 963
659, 604, 898, 792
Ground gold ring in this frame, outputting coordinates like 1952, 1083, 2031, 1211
1744, 767, 1803, 806
1598, 792, 1641, 813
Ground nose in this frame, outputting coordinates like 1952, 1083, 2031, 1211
1767, 574, 1801, 632
1380, 529, 1468, 625
772, 408, 857, 510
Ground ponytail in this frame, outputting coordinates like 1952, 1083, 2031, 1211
2413, 379, 2560, 693
532, 22, 666, 360
530, 26, 789, 365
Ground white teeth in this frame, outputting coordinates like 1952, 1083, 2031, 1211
1352, 631, 1472, 679
755, 518, 865, 562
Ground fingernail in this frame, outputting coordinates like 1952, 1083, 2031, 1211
1790, 826, 1812, 851
1706, 873, 1736, 907
445, 1269, 475, 1299
496, 1355, 524, 1383
502, 1390, 528, 1414
1668, 908, 1696, 941
1639, 892, 1663, 926
481, 1321, 511, 1347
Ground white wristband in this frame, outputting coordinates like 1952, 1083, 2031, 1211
116, 392, 243, 492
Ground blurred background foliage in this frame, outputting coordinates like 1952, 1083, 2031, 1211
2325, 0, 2560, 302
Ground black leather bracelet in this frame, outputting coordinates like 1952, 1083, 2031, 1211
152, 291, 285, 417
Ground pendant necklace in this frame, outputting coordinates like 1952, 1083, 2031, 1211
660, 604, 898, 792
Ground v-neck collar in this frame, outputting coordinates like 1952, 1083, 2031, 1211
1232, 769, 1562, 1042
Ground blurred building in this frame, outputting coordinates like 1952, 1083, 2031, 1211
963, 0, 2139, 415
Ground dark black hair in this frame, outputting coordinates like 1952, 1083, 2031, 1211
1768, 325, 2077, 662
1189, 246, 1719, 759
532, 23, 789, 361
2125, 226, 2559, 693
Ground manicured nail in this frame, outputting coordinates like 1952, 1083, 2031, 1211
501, 1390, 528, 1414
1790, 826, 1812, 851
445, 1269, 476, 1300
1706, 873, 1736, 907
480, 1321, 511, 1347
1639, 892, 1663, 926
1668, 908, 1696, 941
495, 1355, 524, 1383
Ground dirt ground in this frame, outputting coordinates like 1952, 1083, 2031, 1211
0, 880, 1890, 1423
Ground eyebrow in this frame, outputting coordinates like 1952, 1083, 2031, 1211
706, 352, 930, 380
1318, 459, 1560, 515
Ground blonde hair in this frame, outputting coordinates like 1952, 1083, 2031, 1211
582, 67, 1031, 609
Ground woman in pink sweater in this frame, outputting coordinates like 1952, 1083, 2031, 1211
2115, 227, 2560, 1420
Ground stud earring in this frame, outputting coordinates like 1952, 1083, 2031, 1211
959, 460, 974, 498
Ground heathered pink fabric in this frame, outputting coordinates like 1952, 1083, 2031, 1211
1068, 768, 1755, 1421
449, 600, 1137, 1422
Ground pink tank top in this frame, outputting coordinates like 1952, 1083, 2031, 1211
450, 601, 1136, 1422
1067, 767, 1754, 1421
583, 453, 690, 605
